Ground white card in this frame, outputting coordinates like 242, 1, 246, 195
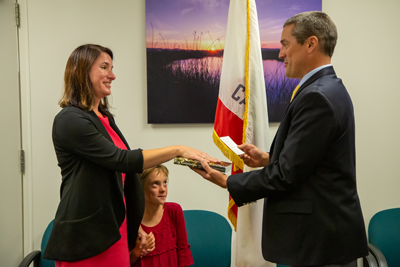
220, 136, 245, 155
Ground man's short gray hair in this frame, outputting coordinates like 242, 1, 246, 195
283, 11, 337, 57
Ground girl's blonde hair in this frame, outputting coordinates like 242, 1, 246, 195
140, 165, 169, 184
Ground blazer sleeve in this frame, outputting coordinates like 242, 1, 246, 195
53, 108, 143, 174
227, 90, 338, 206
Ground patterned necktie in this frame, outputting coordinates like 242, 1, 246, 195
290, 84, 300, 102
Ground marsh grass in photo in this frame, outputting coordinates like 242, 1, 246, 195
147, 49, 222, 123
146, 47, 298, 123
263, 60, 299, 122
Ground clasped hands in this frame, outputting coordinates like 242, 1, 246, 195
192, 143, 269, 188
130, 228, 155, 263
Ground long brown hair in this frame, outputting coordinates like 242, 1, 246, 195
59, 44, 113, 116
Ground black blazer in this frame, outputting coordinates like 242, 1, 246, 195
227, 67, 368, 266
44, 106, 145, 261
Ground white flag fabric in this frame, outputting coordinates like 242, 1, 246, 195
213, 0, 274, 266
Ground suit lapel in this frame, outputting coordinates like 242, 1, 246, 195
270, 67, 336, 156
107, 117, 132, 201
87, 110, 124, 193
290, 66, 335, 104
107, 116, 131, 150
87, 110, 113, 143
88, 111, 130, 150
281, 66, 335, 118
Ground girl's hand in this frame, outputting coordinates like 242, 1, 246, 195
129, 236, 142, 264
130, 231, 156, 264
137, 226, 147, 249
141, 232, 155, 257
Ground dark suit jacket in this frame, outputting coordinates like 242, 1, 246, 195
227, 67, 368, 266
44, 106, 145, 261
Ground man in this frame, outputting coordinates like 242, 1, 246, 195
194, 11, 368, 267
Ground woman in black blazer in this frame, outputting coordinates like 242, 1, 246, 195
43, 44, 215, 265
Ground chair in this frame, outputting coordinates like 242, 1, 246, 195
364, 243, 383, 267
183, 210, 232, 267
366, 207, 400, 267
19, 220, 55, 267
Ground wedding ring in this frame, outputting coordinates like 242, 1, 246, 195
202, 155, 205, 159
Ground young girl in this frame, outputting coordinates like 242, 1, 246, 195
130, 165, 194, 267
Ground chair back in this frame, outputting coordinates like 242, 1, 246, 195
40, 220, 55, 267
368, 207, 400, 267
183, 210, 232, 267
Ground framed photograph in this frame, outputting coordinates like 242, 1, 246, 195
146, 0, 322, 123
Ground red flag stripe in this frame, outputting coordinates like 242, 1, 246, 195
214, 98, 244, 146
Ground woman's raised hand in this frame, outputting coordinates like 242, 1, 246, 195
178, 146, 220, 163
142, 145, 220, 170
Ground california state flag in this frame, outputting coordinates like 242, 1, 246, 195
213, 0, 274, 266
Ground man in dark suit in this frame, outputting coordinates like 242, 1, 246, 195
194, 11, 368, 267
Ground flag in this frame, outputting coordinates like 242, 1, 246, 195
213, 0, 274, 266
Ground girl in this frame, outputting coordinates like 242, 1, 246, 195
131, 165, 194, 267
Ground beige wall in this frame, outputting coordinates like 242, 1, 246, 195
17, 0, 400, 256
323, 0, 400, 228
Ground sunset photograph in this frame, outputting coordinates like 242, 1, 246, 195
146, 0, 322, 123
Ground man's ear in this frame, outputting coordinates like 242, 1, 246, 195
307, 36, 319, 52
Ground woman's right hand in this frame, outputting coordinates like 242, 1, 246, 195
178, 145, 220, 163
142, 145, 220, 169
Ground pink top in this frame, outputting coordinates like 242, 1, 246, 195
55, 115, 130, 267
132, 202, 194, 267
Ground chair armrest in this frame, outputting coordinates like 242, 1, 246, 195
18, 250, 41, 267
368, 243, 388, 267
363, 250, 378, 267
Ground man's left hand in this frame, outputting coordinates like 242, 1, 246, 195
191, 159, 228, 188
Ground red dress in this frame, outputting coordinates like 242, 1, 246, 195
55, 115, 130, 267
132, 202, 194, 267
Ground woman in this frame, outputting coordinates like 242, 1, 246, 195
131, 165, 194, 267
43, 44, 215, 266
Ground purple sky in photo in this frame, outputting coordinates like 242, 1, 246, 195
146, 0, 322, 50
